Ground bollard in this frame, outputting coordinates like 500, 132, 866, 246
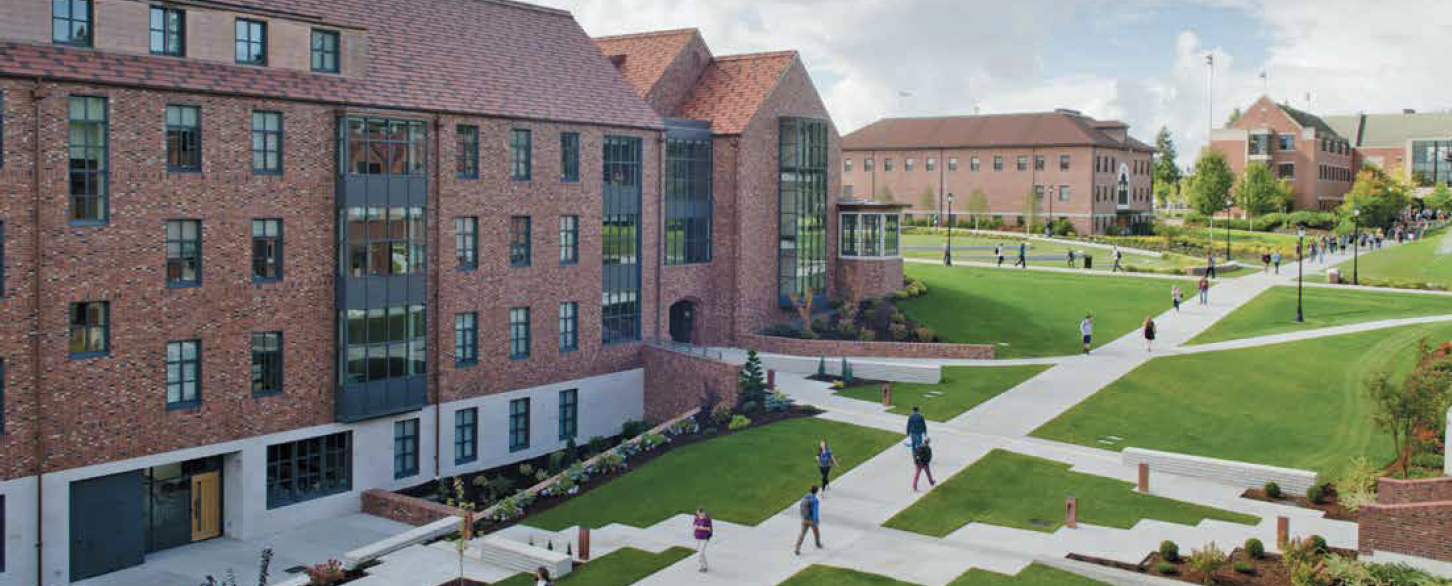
1276, 516, 1289, 549
767, 369, 776, 389
1066, 497, 1078, 529
882, 382, 892, 407
1138, 463, 1149, 493
578, 526, 591, 561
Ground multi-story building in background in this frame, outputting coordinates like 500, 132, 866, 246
0, 2, 867, 583
841, 110, 1156, 235
1325, 110, 1452, 189
1210, 96, 1355, 210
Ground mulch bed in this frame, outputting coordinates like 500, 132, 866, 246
1240, 487, 1357, 521
1070, 546, 1357, 586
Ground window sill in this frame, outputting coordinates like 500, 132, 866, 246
166, 401, 201, 412
393, 470, 418, 480
509, 446, 529, 454
455, 359, 478, 368
167, 167, 202, 174
252, 389, 282, 398
509, 354, 529, 361
455, 457, 477, 466
167, 281, 202, 289
68, 350, 109, 360
312, 68, 341, 75
252, 277, 283, 285
68, 219, 109, 228
253, 170, 284, 177
560, 261, 578, 267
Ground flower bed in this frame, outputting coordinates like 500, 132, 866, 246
1066, 536, 1452, 586
762, 279, 938, 343
1240, 486, 1357, 522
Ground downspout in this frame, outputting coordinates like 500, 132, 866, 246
31, 77, 46, 586
430, 117, 442, 480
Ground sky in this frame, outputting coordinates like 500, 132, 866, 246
541, 0, 1452, 170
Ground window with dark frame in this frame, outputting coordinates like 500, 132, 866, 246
664, 138, 712, 265
558, 389, 578, 441
266, 432, 351, 509
561, 132, 580, 182
558, 301, 578, 352
509, 398, 530, 452
69, 301, 108, 356
53, 0, 93, 46
310, 29, 339, 73
251, 332, 282, 397
970, 156, 980, 171
342, 304, 426, 384
150, 6, 185, 56
904, 158, 914, 172
844, 158, 852, 173
508, 307, 530, 359
343, 117, 426, 176
509, 216, 531, 267
926, 158, 936, 172
1034, 155, 1045, 171
165, 339, 200, 409
993, 155, 1003, 171
1017, 155, 1028, 171
777, 118, 827, 312
455, 408, 478, 465
559, 215, 578, 265
1060, 154, 1070, 171
345, 207, 425, 277
235, 18, 267, 65
455, 217, 477, 270
165, 219, 201, 287
602, 136, 642, 343
865, 157, 873, 171
251, 111, 282, 174
252, 219, 282, 282
883, 158, 892, 172
165, 105, 201, 172
948, 157, 958, 171
69, 96, 108, 224
510, 129, 532, 181
454, 312, 477, 365
455, 125, 478, 179
393, 419, 418, 478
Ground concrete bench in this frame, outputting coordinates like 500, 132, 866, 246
342, 516, 460, 569
1123, 448, 1318, 494
470, 535, 573, 578
759, 354, 941, 384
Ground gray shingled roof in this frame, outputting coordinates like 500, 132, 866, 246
1324, 112, 1452, 148
842, 111, 1154, 152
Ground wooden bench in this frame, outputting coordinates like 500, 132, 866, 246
469, 535, 573, 578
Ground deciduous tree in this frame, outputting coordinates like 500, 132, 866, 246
1188, 149, 1234, 217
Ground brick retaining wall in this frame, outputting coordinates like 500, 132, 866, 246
1360, 476, 1452, 560
642, 345, 740, 423
1375, 476, 1452, 504
739, 334, 995, 359
836, 257, 904, 301
361, 489, 467, 526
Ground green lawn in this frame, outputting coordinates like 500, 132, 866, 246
777, 563, 1109, 586
899, 264, 1189, 357
884, 450, 1255, 537
1189, 286, 1452, 344
1326, 229, 1452, 289
902, 233, 1199, 272
525, 417, 898, 530
836, 365, 1051, 421
1033, 323, 1452, 476
492, 547, 691, 586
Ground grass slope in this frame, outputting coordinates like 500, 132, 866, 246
837, 365, 1051, 421
1033, 323, 1452, 476
777, 563, 1109, 586
899, 264, 1188, 357
1328, 229, 1452, 288
525, 417, 898, 530
884, 450, 1256, 537
901, 234, 1199, 272
492, 546, 691, 586
1189, 285, 1452, 344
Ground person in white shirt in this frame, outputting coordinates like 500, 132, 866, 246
1080, 314, 1094, 354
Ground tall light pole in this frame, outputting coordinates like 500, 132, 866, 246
1296, 226, 1305, 322
945, 192, 955, 267
1224, 197, 1233, 260
1206, 53, 1215, 141
1353, 208, 1361, 285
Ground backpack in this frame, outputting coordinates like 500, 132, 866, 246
799, 495, 814, 519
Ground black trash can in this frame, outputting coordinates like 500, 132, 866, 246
1083, 254, 1093, 270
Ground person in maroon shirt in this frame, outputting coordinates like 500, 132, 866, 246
694, 508, 714, 572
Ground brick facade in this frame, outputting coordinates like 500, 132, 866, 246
641, 345, 739, 423
1374, 476, 1452, 504
836, 257, 905, 301
1359, 476, 1452, 562
737, 334, 996, 360
1209, 96, 1356, 211
361, 488, 466, 527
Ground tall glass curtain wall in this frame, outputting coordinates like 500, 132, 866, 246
602, 136, 643, 343
335, 117, 430, 422
778, 118, 829, 307
664, 137, 712, 265
1413, 140, 1451, 186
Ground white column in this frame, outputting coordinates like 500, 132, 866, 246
1445, 405, 1452, 477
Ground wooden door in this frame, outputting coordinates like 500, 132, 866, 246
190, 471, 221, 542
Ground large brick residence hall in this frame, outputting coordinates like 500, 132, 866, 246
0, 1, 885, 583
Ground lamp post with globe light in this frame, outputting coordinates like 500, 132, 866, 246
1296, 225, 1305, 322
1353, 208, 1361, 285
944, 192, 955, 267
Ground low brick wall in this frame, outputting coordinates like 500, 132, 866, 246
837, 257, 904, 301
740, 334, 995, 359
1359, 476, 1452, 560
1121, 448, 1318, 493
1376, 476, 1452, 504
642, 345, 740, 423
361, 488, 467, 526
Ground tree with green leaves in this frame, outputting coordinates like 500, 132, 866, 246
967, 188, 990, 229
876, 184, 895, 204
1225, 106, 1243, 127
1368, 340, 1452, 477
1424, 183, 1452, 213
1340, 165, 1412, 232
737, 350, 767, 413
918, 187, 936, 214
1022, 187, 1040, 235
1153, 127, 1182, 198
1188, 149, 1235, 217
1236, 162, 1291, 229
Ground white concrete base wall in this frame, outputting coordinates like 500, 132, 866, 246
760, 354, 942, 384
1122, 448, 1319, 494
0, 368, 643, 586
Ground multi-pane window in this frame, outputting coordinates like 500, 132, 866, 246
1412, 140, 1452, 186
455, 217, 477, 269
665, 138, 712, 265
342, 117, 426, 176
69, 301, 108, 356
454, 408, 478, 465
1034, 155, 1045, 171
1059, 185, 1070, 202
509, 216, 531, 267
455, 125, 478, 179
993, 156, 1003, 171
883, 158, 893, 172
252, 219, 282, 282
778, 118, 828, 309
508, 307, 530, 359
844, 159, 853, 173
904, 158, 914, 172
453, 312, 477, 365
342, 305, 426, 384
251, 111, 283, 174
165, 340, 200, 409
558, 301, 578, 352
235, 18, 267, 65
165, 220, 201, 287
602, 136, 642, 343
165, 105, 200, 172
1017, 155, 1028, 171
510, 129, 532, 181
310, 29, 339, 73
393, 419, 418, 478
558, 389, 578, 441
926, 158, 937, 172
560, 132, 580, 182
1060, 154, 1071, 171
509, 398, 530, 452
266, 432, 351, 508
53, 0, 93, 46
970, 157, 980, 171
149, 6, 185, 56
948, 157, 959, 171
559, 215, 578, 265
1278, 162, 1295, 180
69, 96, 108, 223
345, 207, 425, 276
864, 157, 874, 172
251, 332, 282, 397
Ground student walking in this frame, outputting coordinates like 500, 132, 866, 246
912, 438, 936, 491
816, 440, 839, 494
1261, 251, 1272, 273
1066, 249, 1076, 268
1272, 250, 1282, 274
995, 244, 1004, 267
906, 406, 927, 450
1111, 246, 1123, 272
793, 487, 823, 556
1014, 242, 1028, 268
1206, 255, 1217, 280
693, 508, 713, 572
1142, 315, 1157, 352
1198, 275, 1210, 304
534, 567, 554, 586
1080, 314, 1093, 354
1171, 285, 1183, 313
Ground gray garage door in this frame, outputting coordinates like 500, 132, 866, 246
70, 470, 145, 582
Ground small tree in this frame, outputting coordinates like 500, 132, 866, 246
1189, 149, 1235, 218
737, 350, 767, 412
876, 184, 895, 204
1340, 165, 1412, 232
1153, 126, 1182, 197
967, 188, 990, 229
1424, 183, 1452, 214
1237, 162, 1285, 230
1368, 340, 1452, 477
787, 285, 816, 336
918, 187, 936, 215
1186, 542, 1228, 585
1022, 187, 1041, 235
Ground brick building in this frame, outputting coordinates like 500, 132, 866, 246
1325, 110, 1452, 189
841, 110, 1157, 235
1210, 96, 1356, 210
0, 3, 873, 584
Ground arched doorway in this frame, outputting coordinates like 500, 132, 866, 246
669, 300, 696, 344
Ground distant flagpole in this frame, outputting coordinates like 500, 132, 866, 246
1260, 71, 1268, 96
1206, 53, 1215, 141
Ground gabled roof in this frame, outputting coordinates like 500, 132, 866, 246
672, 51, 799, 135
1276, 102, 1343, 140
592, 28, 700, 102
1324, 112, 1452, 148
0, 0, 663, 129
842, 111, 1154, 152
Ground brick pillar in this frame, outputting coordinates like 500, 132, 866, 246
578, 527, 591, 561
1066, 497, 1077, 529
882, 383, 892, 407
767, 369, 776, 389
1276, 516, 1289, 549
1138, 463, 1149, 493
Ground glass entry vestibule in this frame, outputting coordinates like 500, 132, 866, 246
143, 455, 223, 553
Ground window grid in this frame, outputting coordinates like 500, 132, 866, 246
948, 157, 958, 171
558, 301, 578, 352
252, 219, 282, 282
165, 340, 200, 409
454, 312, 477, 365
993, 156, 1003, 171
510, 129, 532, 181
559, 215, 578, 265
53, 0, 93, 46
602, 136, 642, 343
393, 419, 418, 479
509, 216, 531, 267
1060, 154, 1071, 171
69, 96, 108, 223
165, 219, 201, 287
266, 432, 351, 509
165, 105, 201, 172
149, 6, 185, 56
235, 18, 267, 65
455, 408, 478, 465
69, 301, 108, 356
251, 111, 282, 174
970, 157, 980, 171
455, 125, 478, 179
251, 332, 282, 397
343, 305, 426, 384
342, 117, 426, 176
310, 29, 339, 73
455, 216, 477, 269
561, 132, 580, 182
509, 398, 530, 452
665, 138, 713, 265
777, 118, 828, 308
558, 389, 578, 441
926, 158, 937, 172
1034, 156, 1045, 171
345, 206, 425, 277
1017, 155, 1028, 171
509, 307, 530, 359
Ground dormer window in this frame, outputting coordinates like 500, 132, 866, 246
53, 0, 94, 47
235, 18, 267, 66
150, 6, 186, 57
311, 29, 340, 74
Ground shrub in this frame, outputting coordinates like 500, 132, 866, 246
835, 321, 858, 340
858, 329, 875, 341
914, 327, 936, 343
728, 415, 751, 431
739, 401, 758, 415
710, 402, 733, 426
548, 450, 567, 473
1160, 540, 1180, 562
620, 419, 650, 439
1306, 483, 1326, 505
889, 323, 910, 341
1264, 482, 1282, 499
587, 435, 610, 457
519, 463, 535, 478
303, 560, 346, 586
1187, 542, 1228, 585
892, 289, 910, 300
1308, 534, 1329, 555
1154, 562, 1177, 575
1233, 561, 1256, 575
534, 468, 549, 482
1246, 537, 1265, 559
799, 329, 819, 340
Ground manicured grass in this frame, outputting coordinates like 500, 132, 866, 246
1032, 323, 1452, 476
1189, 286, 1452, 344
1327, 229, 1452, 288
777, 563, 1109, 586
899, 264, 1189, 357
901, 233, 1199, 271
492, 546, 691, 586
525, 417, 898, 530
883, 450, 1256, 537
836, 365, 1051, 421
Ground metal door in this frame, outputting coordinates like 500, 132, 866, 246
70, 471, 146, 581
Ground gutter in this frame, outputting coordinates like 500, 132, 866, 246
30, 77, 46, 586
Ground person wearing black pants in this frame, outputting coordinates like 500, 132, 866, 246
816, 440, 839, 494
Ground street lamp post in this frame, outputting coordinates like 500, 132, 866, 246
1296, 226, 1305, 323
945, 193, 955, 267
1353, 208, 1361, 285
1224, 198, 1233, 260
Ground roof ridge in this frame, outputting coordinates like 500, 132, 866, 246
713, 50, 799, 61
593, 27, 699, 41
874, 111, 1080, 122
471, 0, 571, 17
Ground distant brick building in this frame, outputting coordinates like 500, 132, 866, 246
841, 110, 1156, 235
1325, 110, 1452, 189
1210, 96, 1356, 210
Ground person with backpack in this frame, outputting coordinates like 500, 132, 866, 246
1205, 254, 1217, 280
1066, 249, 1076, 268
913, 437, 936, 491
693, 508, 713, 572
906, 406, 927, 450
1142, 315, 1156, 352
793, 486, 822, 556
816, 440, 840, 495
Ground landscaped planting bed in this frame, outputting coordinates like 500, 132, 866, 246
1066, 536, 1452, 586
776, 563, 1110, 586
762, 277, 939, 343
